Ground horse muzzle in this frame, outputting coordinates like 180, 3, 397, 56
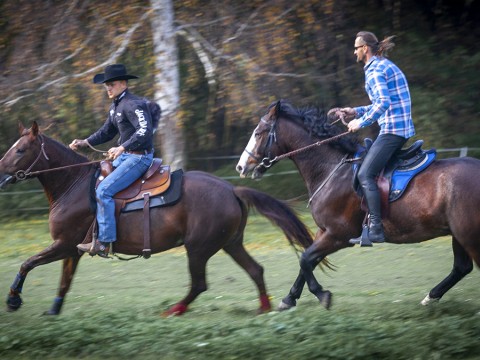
0, 174, 14, 189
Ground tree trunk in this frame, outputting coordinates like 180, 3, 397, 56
149, 0, 184, 170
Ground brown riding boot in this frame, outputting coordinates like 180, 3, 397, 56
77, 240, 110, 258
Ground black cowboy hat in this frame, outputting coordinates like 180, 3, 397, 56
93, 64, 139, 84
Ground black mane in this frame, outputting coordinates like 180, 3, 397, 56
272, 100, 359, 154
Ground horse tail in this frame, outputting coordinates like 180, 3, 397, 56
233, 186, 313, 250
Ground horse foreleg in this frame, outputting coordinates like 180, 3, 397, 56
278, 269, 305, 310
6, 273, 26, 311
300, 248, 332, 309
6, 242, 74, 313
422, 237, 473, 305
44, 256, 81, 315
278, 252, 331, 311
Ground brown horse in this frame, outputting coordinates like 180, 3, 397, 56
236, 99, 480, 310
0, 121, 314, 316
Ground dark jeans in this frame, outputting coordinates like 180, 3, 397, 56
358, 134, 407, 218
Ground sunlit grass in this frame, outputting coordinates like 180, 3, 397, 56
0, 214, 479, 360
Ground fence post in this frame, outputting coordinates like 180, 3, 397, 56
460, 147, 468, 157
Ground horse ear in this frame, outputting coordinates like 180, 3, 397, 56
268, 100, 282, 117
18, 122, 25, 135
31, 121, 39, 136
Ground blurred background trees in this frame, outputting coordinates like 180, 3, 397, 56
0, 0, 479, 214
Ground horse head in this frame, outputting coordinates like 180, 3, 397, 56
0, 121, 45, 188
236, 100, 282, 180
237, 100, 359, 180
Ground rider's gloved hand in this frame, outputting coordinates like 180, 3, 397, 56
340, 107, 357, 121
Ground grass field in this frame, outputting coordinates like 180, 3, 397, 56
0, 213, 479, 360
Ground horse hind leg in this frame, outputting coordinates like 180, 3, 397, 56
162, 250, 210, 317
421, 237, 473, 305
223, 239, 271, 314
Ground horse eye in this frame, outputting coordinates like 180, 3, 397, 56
16, 148, 25, 154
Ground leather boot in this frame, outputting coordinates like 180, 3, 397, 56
350, 186, 385, 246
77, 240, 110, 258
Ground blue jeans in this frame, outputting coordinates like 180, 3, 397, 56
96, 152, 153, 243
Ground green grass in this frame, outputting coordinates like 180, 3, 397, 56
0, 213, 479, 360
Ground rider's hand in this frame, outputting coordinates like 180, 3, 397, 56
341, 107, 357, 121
69, 139, 89, 151
107, 146, 125, 160
347, 119, 362, 132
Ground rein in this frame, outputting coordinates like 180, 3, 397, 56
14, 135, 104, 181
249, 115, 361, 206
255, 130, 351, 171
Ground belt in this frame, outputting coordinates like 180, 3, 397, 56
125, 149, 152, 155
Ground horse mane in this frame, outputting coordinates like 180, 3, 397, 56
272, 100, 359, 154
41, 131, 90, 164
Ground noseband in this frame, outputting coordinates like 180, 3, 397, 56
245, 114, 352, 173
245, 116, 278, 172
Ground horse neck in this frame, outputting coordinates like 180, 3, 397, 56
37, 138, 93, 204
277, 121, 350, 194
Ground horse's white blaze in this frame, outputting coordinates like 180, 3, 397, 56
236, 126, 259, 177
420, 294, 439, 306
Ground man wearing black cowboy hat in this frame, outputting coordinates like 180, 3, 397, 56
69, 64, 154, 257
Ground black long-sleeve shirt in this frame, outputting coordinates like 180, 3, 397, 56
86, 89, 153, 152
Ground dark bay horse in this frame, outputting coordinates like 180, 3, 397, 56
236, 99, 480, 310
0, 121, 314, 316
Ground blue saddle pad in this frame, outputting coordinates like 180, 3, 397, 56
389, 149, 436, 201
352, 148, 436, 203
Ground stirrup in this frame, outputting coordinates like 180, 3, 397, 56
349, 225, 373, 247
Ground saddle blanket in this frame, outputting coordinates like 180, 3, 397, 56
352, 148, 436, 203
122, 169, 184, 212
388, 149, 436, 201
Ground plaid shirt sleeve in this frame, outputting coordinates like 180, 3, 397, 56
353, 57, 415, 138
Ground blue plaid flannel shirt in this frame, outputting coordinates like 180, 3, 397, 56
354, 56, 415, 139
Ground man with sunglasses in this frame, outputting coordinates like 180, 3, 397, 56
333, 31, 415, 246
69, 64, 154, 257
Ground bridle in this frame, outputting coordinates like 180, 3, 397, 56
12, 134, 102, 182
249, 114, 351, 173
245, 113, 358, 205
244, 116, 278, 169
14, 134, 50, 181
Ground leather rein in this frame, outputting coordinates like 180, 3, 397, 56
252, 115, 351, 172
13, 134, 103, 181
248, 115, 361, 206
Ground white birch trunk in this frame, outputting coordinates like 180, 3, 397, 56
149, 0, 184, 170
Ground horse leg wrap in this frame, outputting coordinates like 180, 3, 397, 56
10, 273, 25, 293
44, 296, 64, 315
164, 303, 188, 316
259, 294, 271, 313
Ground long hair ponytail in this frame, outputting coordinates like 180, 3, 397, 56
356, 31, 396, 57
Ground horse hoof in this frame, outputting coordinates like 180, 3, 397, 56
43, 309, 60, 316
6, 294, 23, 312
420, 294, 439, 306
278, 295, 297, 311
317, 290, 332, 310
277, 301, 295, 311
162, 303, 188, 317
257, 304, 272, 315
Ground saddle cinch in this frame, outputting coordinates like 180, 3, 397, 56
93, 158, 183, 258
352, 139, 437, 217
